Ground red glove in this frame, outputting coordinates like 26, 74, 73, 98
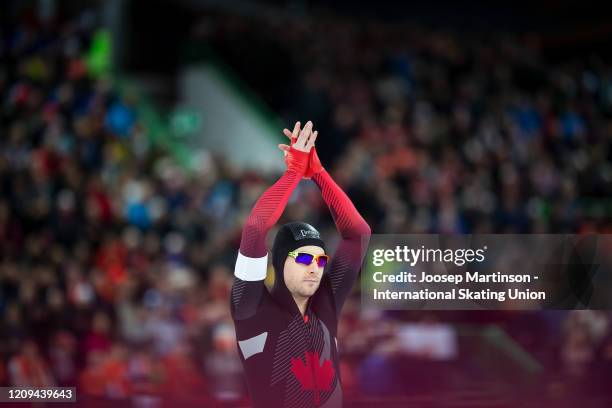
305, 148, 324, 179
285, 146, 310, 175
285, 137, 324, 179
281, 121, 323, 178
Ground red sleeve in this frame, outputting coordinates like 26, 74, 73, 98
239, 169, 302, 257
312, 169, 371, 315
232, 168, 302, 321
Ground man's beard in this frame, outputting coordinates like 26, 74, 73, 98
298, 283, 320, 297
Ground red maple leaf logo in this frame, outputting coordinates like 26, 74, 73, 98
290, 351, 335, 406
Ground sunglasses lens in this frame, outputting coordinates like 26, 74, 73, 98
295, 253, 314, 265
317, 256, 329, 268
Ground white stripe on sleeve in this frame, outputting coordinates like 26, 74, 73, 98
234, 251, 268, 281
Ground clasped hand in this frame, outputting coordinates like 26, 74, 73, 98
278, 121, 323, 178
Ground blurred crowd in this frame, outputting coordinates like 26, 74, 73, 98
1, 5, 612, 407
198, 10, 612, 235
0, 10, 248, 406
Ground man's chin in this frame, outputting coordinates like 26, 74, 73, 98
300, 286, 320, 297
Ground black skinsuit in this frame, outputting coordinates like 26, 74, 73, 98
230, 168, 370, 407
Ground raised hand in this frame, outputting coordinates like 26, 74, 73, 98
279, 121, 318, 152
279, 121, 317, 175
279, 121, 323, 179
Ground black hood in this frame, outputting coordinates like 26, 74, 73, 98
270, 222, 326, 316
